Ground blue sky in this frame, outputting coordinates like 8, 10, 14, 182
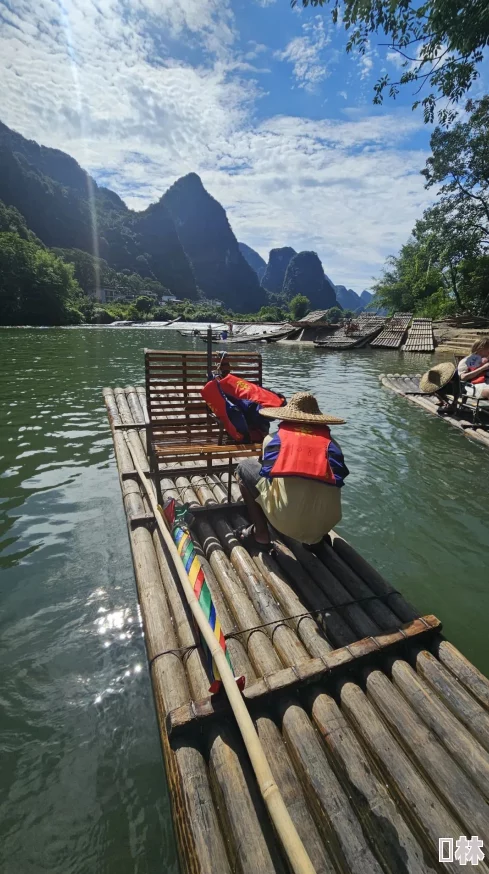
0, 0, 486, 290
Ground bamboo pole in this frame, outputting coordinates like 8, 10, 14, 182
365, 667, 489, 845
309, 687, 437, 874
123, 432, 317, 874
389, 656, 489, 798
432, 637, 489, 709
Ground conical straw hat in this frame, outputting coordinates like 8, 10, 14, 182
419, 362, 457, 394
259, 391, 345, 424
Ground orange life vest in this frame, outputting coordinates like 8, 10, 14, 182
201, 376, 285, 443
260, 422, 348, 486
217, 373, 285, 409
467, 366, 486, 385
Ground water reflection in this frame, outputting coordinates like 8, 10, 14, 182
0, 327, 488, 874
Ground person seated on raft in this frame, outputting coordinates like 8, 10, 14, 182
235, 392, 349, 551
419, 362, 459, 414
457, 337, 489, 401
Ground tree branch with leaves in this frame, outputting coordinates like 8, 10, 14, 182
292, 0, 489, 124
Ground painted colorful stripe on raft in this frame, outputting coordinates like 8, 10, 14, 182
161, 498, 237, 693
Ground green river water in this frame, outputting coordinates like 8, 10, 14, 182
1, 326, 488, 874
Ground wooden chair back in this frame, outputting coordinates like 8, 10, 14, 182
144, 349, 262, 454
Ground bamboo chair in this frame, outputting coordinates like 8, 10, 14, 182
145, 349, 263, 502
452, 354, 489, 425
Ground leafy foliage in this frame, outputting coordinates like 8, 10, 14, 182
374, 98, 489, 317
257, 304, 288, 321
0, 231, 85, 325
373, 239, 448, 315
289, 294, 310, 319
294, 1, 489, 124
325, 306, 343, 323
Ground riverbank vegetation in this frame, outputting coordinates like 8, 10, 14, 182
0, 205, 314, 325
298, 2, 489, 319
373, 97, 489, 318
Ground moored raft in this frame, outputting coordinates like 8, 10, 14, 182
381, 373, 489, 449
104, 373, 489, 874
314, 316, 385, 351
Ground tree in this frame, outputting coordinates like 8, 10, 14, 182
422, 97, 489, 244
372, 238, 446, 315
293, 1, 489, 124
257, 304, 287, 321
289, 294, 310, 320
134, 295, 154, 314
413, 203, 482, 309
0, 232, 83, 325
326, 306, 343, 323
458, 255, 489, 314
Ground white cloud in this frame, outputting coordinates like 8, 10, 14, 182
245, 41, 268, 60
386, 50, 407, 70
276, 15, 331, 91
359, 53, 374, 80
254, 0, 276, 5
337, 90, 348, 100
0, 0, 434, 289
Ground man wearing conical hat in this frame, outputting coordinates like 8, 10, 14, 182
235, 391, 349, 551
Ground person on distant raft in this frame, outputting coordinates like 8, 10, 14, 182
457, 337, 489, 401
235, 392, 349, 552
419, 362, 459, 414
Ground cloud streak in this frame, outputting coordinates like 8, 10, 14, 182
276, 15, 331, 91
0, 0, 433, 289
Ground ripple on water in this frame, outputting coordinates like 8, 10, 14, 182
0, 328, 488, 874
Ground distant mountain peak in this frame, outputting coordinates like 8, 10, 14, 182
161, 174, 265, 312
262, 247, 296, 294
238, 242, 267, 281
283, 251, 337, 309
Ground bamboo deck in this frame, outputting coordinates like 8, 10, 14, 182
314, 317, 385, 350
105, 384, 489, 874
370, 314, 413, 349
403, 319, 435, 353
381, 374, 489, 449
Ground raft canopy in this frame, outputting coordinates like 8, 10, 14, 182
103, 352, 489, 874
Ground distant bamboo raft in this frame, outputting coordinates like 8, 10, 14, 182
104, 382, 489, 874
370, 313, 413, 349
403, 319, 435, 353
381, 373, 489, 449
314, 315, 385, 350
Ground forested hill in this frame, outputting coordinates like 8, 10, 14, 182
161, 174, 264, 312
0, 121, 197, 299
0, 121, 263, 309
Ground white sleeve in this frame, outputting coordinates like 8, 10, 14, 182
457, 357, 468, 377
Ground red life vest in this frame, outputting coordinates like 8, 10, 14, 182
217, 374, 285, 409
261, 422, 348, 486
200, 376, 285, 443
201, 378, 246, 441
467, 366, 486, 385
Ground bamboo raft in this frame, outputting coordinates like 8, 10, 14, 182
104, 365, 489, 874
381, 374, 489, 449
370, 314, 413, 349
403, 319, 435, 353
314, 316, 385, 351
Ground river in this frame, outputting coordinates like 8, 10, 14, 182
1, 326, 488, 874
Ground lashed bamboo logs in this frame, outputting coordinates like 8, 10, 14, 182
123, 430, 316, 874
309, 687, 438, 874
103, 388, 231, 874
104, 382, 489, 874
338, 678, 486, 874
